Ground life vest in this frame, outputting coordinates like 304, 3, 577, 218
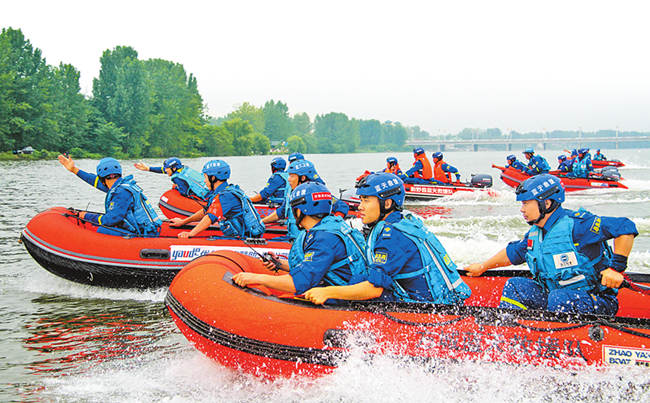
171, 166, 209, 199
105, 175, 162, 236
594, 153, 606, 161
289, 215, 368, 286
525, 213, 610, 293
571, 156, 590, 178
268, 172, 291, 205
433, 160, 452, 183
383, 163, 402, 175
412, 155, 433, 180
217, 185, 265, 238
367, 213, 471, 304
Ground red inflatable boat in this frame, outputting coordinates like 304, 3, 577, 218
159, 189, 278, 220
166, 251, 650, 378
21, 207, 291, 288
493, 165, 628, 192
592, 159, 625, 169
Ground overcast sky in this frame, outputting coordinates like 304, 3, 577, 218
3, 0, 649, 134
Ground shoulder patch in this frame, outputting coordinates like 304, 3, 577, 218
381, 227, 392, 238
303, 251, 314, 262
590, 217, 601, 234
373, 252, 387, 264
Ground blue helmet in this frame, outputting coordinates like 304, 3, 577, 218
571, 149, 578, 156
523, 148, 535, 154
506, 154, 516, 161
596, 149, 600, 152
515, 174, 565, 204
96, 157, 122, 178
202, 159, 230, 180
355, 172, 405, 207
578, 147, 589, 155
432, 151, 443, 160
271, 157, 286, 171
413, 147, 425, 155
386, 157, 398, 165
289, 182, 332, 216
287, 160, 319, 182
288, 152, 304, 163
163, 157, 182, 172
558, 155, 567, 161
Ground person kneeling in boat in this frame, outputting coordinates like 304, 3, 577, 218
232, 183, 367, 299
249, 157, 290, 205
506, 154, 527, 172
303, 173, 471, 305
522, 148, 550, 176
568, 148, 594, 179
404, 147, 434, 184
464, 174, 637, 315
57, 155, 162, 237
262, 159, 349, 239
134, 157, 209, 201
431, 152, 461, 184
383, 157, 403, 176
169, 160, 265, 239
556, 155, 573, 174
593, 149, 607, 161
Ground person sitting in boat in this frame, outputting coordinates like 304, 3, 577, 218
250, 157, 290, 205
557, 155, 573, 173
568, 148, 594, 179
464, 174, 637, 315
506, 154, 527, 172
593, 149, 607, 161
134, 157, 209, 201
57, 155, 162, 237
403, 147, 433, 184
261, 159, 348, 239
303, 172, 471, 305
431, 152, 461, 184
288, 152, 304, 163
232, 182, 367, 299
522, 148, 550, 176
169, 160, 265, 239
383, 157, 403, 176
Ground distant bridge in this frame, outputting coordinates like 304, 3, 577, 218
406, 136, 650, 151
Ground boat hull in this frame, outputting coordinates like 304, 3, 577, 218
493, 165, 628, 192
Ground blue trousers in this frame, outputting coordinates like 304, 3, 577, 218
499, 277, 618, 315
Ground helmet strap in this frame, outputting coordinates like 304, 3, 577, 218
293, 208, 306, 230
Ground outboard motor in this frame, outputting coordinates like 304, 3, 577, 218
470, 174, 493, 188
600, 166, 621, 181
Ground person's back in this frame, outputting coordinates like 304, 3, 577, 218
432, 152, 460, 183
594, 149, 607, 161
405, 148, 433, 181
506, 155, 526, 172
134, 157, 209, 200
557, 155, 572, 173
251, 157, 290, 204
571, 149, 593, 178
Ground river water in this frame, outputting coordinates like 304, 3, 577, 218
1, 150, 649, 401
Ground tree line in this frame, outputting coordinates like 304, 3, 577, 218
0, 27, 418, 160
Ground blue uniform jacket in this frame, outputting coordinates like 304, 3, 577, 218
524, 155, 550, 175
509, 160, 527, 171
259, 172, 287, 201
276, 195, 350, 219
289, 222, 353, 294
365, 212, 436, 302
506, 207, 638, 274
77, 170, 133, 228
204, 182, 243, 224
557, 160, 573, 172
405, 160, 423, 177
150, 166, 191, 196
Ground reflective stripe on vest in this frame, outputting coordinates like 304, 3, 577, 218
524, 214, 607, 293
105, 175, 162, 236
367, 213, 471, 304
288, 215, 368, 286
171, 166, 209, 199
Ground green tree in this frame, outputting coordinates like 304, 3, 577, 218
222, 118, 263, 156
286, 135, 306, 153
292, 112, 311, 137
262, 100, 292, 141
199, 124, 234, 156
314, 112, 359, 153
227, 102, 264, 133
92, 46, 151, 156
359, 119, 382, 146
249, 132, 270, 154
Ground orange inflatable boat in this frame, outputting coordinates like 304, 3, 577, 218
166, 251, 650, 378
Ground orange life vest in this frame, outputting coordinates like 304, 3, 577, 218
413, 155, 432, 180
434, 160, 452, 183
383, 162, 402, 175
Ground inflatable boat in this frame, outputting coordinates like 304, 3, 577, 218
166, 251, 650, 378
21, 207, 291, 288
592, 159, 625, 169
493, 165, 628, 192
159, 189, 278, 220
